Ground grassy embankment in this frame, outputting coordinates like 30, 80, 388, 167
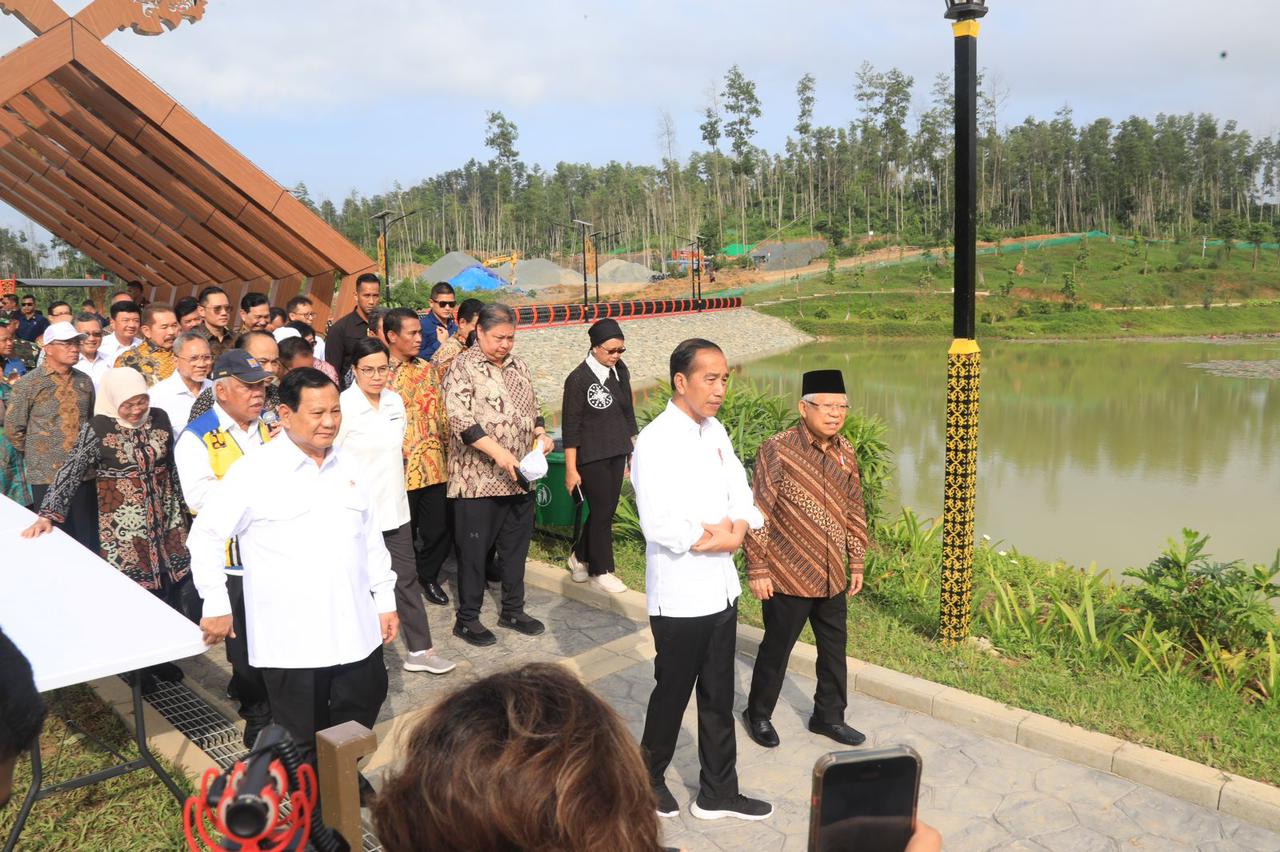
746, 236, 1280, 339
532, 379, 1280, 786
0, 686, 194, 851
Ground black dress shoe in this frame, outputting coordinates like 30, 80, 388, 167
808, 718, 866, 746
742, 710, 780, 748
497, 612, 545, 636
422, 581, 449, 606
453, 619, 497, 647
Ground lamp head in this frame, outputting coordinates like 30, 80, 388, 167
944, 0, 988, 20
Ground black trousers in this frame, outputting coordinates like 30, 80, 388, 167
572, 454, 626, 575
383, 523, 433, 653
641, 601, 739, 802
747, 591, 849, 725
226, 574, 272, 732
408, 483, 453, 585
453, 494, 533, 624
260, 645, 388, 763
31, 479, 98, 554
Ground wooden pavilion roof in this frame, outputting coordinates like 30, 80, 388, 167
0, 0, 374, 324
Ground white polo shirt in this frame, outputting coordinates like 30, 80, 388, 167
149, 371, 212, 433
630, 400, 764, 618
335, 384, 410, 532
73, 351, 112, 390
98, 333, 140, 365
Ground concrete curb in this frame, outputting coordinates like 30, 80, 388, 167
88, 675, 219, 783
523, 559, 1280, 833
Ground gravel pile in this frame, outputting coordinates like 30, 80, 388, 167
753, 239, 828, 271
512, 309, 813, 410
420, 251, 481, 283
597, 258, 654, 283
508, 258, 568, 290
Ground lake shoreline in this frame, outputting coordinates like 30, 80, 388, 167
806, 331, 1280, 346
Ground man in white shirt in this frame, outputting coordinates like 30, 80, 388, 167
97, 300, 141, 364
71, 313, 110, 390
190, 368, 398, 761
285, 295, 325, 362
630, 338, 773, 823
175, 349, 275, 747
149, 332, 212, 429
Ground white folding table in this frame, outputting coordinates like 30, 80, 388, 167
0, 494, 208, 851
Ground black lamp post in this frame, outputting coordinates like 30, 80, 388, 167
939, 0, 987, 646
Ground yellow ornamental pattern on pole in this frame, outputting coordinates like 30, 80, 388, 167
940, 337, 981, 646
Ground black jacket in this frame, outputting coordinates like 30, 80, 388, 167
560, 359, 638, 465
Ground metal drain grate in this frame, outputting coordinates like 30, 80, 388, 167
125, 675, 383, 851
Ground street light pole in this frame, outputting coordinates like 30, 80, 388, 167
940, 0, 987, 646
370, 209, 417, 297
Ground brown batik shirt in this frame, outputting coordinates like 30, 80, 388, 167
442, 344, 544, 499
1, 365, 95, 485
114, 340, 176, 387
745, 422, 868, 598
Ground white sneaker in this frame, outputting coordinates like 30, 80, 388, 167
590, 573, 628, 594
568, 553, 589, 583
403, 650, 456, 674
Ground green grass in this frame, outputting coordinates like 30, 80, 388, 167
0, 686, 195, 851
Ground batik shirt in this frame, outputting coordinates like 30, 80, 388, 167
388, 356, 448, 490
115, 340, 176, 387
1, 365, 94, 485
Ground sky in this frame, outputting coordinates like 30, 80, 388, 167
0, 0, 1275, 236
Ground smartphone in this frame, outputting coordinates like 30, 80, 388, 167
809, 746, 922, 852
260, 409, 280, 429
513, 469, 532, 491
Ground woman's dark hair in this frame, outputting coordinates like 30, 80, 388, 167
372, 663, 660, 852
285, 320, 315, 340
279, 367, 334, 410
278, 336, 314, 364
669, 337, 722, 385
382, 307, 419, 340
351, 337, 389, 366
476, 302, 515, 332
457, 298, 484, 324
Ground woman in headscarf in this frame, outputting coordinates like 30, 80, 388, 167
23, 367, 197, 624
559, 318, 638, 594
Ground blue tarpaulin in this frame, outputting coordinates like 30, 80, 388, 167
448, 264, 506, 291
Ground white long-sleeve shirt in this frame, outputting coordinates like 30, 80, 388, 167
334, 384, 410, 532
187, 432, 396, 669
630, 400, 764, 618
149, 372, 211, 434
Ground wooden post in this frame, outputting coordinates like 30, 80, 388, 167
315, 720, 377, 849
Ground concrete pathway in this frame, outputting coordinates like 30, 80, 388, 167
180, 577, 1280, 852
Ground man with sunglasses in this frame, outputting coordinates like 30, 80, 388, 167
71, 313, 111, 390
194, 286, 234, 360
417, 282, 458, 362
14, 295, 48, 344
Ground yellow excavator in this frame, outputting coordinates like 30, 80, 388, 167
482, 252, 519, 286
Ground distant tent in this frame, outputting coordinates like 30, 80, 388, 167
448, 264, 506, 292
721, 243, 756, 256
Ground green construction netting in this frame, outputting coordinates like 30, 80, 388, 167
721, 243, 757, 256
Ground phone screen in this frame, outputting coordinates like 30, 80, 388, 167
813, 753, 918, 852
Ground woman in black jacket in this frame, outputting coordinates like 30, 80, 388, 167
561, 318, 637, 594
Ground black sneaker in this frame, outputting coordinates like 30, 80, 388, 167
453, 619, 497, 647
690, 793, 773, 821
496, 612, 545, 636
654, 784, 679, 818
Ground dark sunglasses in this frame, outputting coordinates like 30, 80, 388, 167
600, 346, 626, 355
434, 300, 456, 308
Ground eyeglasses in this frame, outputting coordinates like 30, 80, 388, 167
47, 339, 82, 348
802, 401, 850, 414
81, 331, 104, 339
178, 354, 213, 364
600, 346, 626, 355
357, 366, 391, 377
206, 305, 231, 313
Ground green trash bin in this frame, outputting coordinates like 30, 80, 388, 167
535, 451, 588, 529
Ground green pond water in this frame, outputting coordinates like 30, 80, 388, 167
735, 337, 1280, 577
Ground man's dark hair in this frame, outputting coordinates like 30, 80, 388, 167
47, 300, 70, 315
81, 298, 96, 308
669, 338, 722, 386
174, 296, 199, 322
19, 294, 34, 304
269, 306, 288, 325
351, 337, 390, 366
285, 295, 312, 314
126, 281, 143, 292
457, 298, 484, 324
383, 307, 419, 340
286, 320, 315, 340
73, 311, 101, 326
197, 286, 227, 305
240, 292, 269, 312
367, 307, 389, 336
430, 282, 455, 299
109, 300, 141, 320
234, 330, 274, 349
355, 272, 381, 290
278, 335, 314, 364
279, 367, 335, 410
141, 303, 174, 326
0, 629, 46, 768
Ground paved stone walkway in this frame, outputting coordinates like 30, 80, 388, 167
179, 573, 1280, 852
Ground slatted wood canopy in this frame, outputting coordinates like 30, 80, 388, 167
0, 0, 375, 325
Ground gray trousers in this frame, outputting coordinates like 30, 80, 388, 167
383, 523, 433, 653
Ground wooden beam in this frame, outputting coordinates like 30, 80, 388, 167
271, 189, 375, 276
0, 19, 71, 105
67, 23, 177, 125
0, 0, 71, 36
272, 273, 304, 309
305, 270, 337, 329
